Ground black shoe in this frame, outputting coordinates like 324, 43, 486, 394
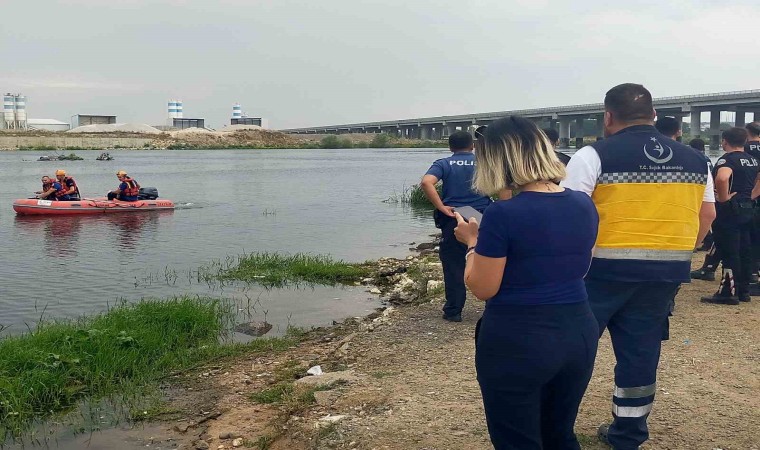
749, 284, 760, 296
597, 424, 611, 446
701, 295, 740, 305
690, 269, 715, 281
442, 313, 462, 322
739, 294, 751, 303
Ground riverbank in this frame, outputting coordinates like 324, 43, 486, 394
0, 130, 446, 150
48, 249, 755, 450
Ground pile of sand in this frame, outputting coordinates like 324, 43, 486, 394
67, 123, 162, 134
217, 124, 263, 132
169, 128, 214, 138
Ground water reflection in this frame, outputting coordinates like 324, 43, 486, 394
15, 215, 83, 258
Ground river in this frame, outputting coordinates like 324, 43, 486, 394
0, 148, 443, 336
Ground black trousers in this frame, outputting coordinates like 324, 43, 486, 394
712, 217, 752, 297
752, 209, 760, 274
476, 302, 599, 450
438, 213, 467, 317
586, 280, 679, 450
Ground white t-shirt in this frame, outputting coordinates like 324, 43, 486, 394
561, 145, 715, 203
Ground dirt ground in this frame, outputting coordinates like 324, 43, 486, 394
132, 252, 758, 450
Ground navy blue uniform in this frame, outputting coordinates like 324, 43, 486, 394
474, 190, 599, 449
426, 152, 491, 319
711, 151, 759, 299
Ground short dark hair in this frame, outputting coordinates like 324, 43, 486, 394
655, 116, 681, 138
722, 127, 748, 148
449, 130, 473, 151
688, 138, 706, 153
747, 122, 760, 138
542, 127, 559, 144
604, 83, 654, 122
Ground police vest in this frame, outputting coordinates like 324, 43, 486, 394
589, 125, 708, 282
122, 177, 140, 197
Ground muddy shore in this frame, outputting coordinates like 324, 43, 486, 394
31, 248, 759, 450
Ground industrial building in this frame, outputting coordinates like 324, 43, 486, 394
172, 118, 205, 129
75, 114, 117, 127
2, 93, 28, 130
231, 103, 264, 127
28, 118, 70, 132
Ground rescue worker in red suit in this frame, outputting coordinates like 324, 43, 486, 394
108, 170, 140, 202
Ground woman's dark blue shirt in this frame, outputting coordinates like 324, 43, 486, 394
475, 189, 599, 306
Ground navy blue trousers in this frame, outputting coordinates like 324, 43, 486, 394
438, 214, 467, 318
585, 279, 679, 450
476, 302, 599, 450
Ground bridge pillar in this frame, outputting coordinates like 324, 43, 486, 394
690, 109, 701, 138
559, 117, 571, 148
419, 125, 430, 140
709, 109, 721, 150
735, 109, 746, 127
594, 115, 604, 140
574, 117, 585, 149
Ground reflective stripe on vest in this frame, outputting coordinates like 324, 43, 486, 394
588, 125, 708, 282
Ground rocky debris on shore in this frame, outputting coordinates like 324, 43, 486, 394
233, 321, 273, 337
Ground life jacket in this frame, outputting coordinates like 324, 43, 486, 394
588, 125, 709, 283
63, 176, 80, 198
54, 182, 69, 200
122, 177, 140, 197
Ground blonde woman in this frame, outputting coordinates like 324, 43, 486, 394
454, 116, 599, 450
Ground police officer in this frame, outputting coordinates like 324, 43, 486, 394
702, 127, 759, 304
421, 131, 493, 322
744, 122, 760, 288
542, 127, 571, 165
563, 83, 716, 449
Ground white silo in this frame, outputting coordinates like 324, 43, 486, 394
168, 100, 177, 119
14, 95, 27, 129
232, 103, 242, 119
3, 94, 16, 129
175, 100, 183, 119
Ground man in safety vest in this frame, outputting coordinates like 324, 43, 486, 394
37, 170, 80, 201
35, 175, 55, 200
108, 170, 140, 202
562, 83, 716, 449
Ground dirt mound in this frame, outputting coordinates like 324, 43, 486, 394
153, 129, 299, 149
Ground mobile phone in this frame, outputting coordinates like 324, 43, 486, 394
454, 206, 483, 223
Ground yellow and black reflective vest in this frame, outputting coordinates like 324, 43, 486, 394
588, 125, 709, 282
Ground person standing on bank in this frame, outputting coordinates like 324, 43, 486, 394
454, 116, 599, 449
421, 131, 493, 322
701, 127, 759, 304
744, 122, 760, 287
542, 127, 571, 165
562, 83, 715, 450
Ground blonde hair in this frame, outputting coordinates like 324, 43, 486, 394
473, 116, 566, 194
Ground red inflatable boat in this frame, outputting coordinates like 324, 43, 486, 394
13, 197, 175, 215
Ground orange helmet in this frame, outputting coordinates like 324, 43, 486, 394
55, 169, 66, 176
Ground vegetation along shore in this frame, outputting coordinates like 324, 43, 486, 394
1, 243, 756, 449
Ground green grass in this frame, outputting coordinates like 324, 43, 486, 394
218, 252, 371, 288
384, 183, 439, 207
0, 297, 304, 441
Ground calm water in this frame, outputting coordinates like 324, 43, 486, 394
0, 148, 443, 335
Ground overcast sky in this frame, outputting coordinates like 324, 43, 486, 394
1, 0, 758, 129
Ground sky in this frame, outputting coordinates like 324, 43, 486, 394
1, 0, 758, 129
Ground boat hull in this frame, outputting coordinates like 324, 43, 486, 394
13, 198, 175, 215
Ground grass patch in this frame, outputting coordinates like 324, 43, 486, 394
218, 252, 371, 288
384, 183, 439, 207
0, 298, 305, 442
250, 382, 295, 404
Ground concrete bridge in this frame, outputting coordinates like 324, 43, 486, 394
280, 90, 760, 149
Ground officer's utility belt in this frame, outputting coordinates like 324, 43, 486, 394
730, 197, 755, 224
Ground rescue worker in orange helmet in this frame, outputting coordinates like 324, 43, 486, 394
108, 170, 140, 202
38, 170, 80, 201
